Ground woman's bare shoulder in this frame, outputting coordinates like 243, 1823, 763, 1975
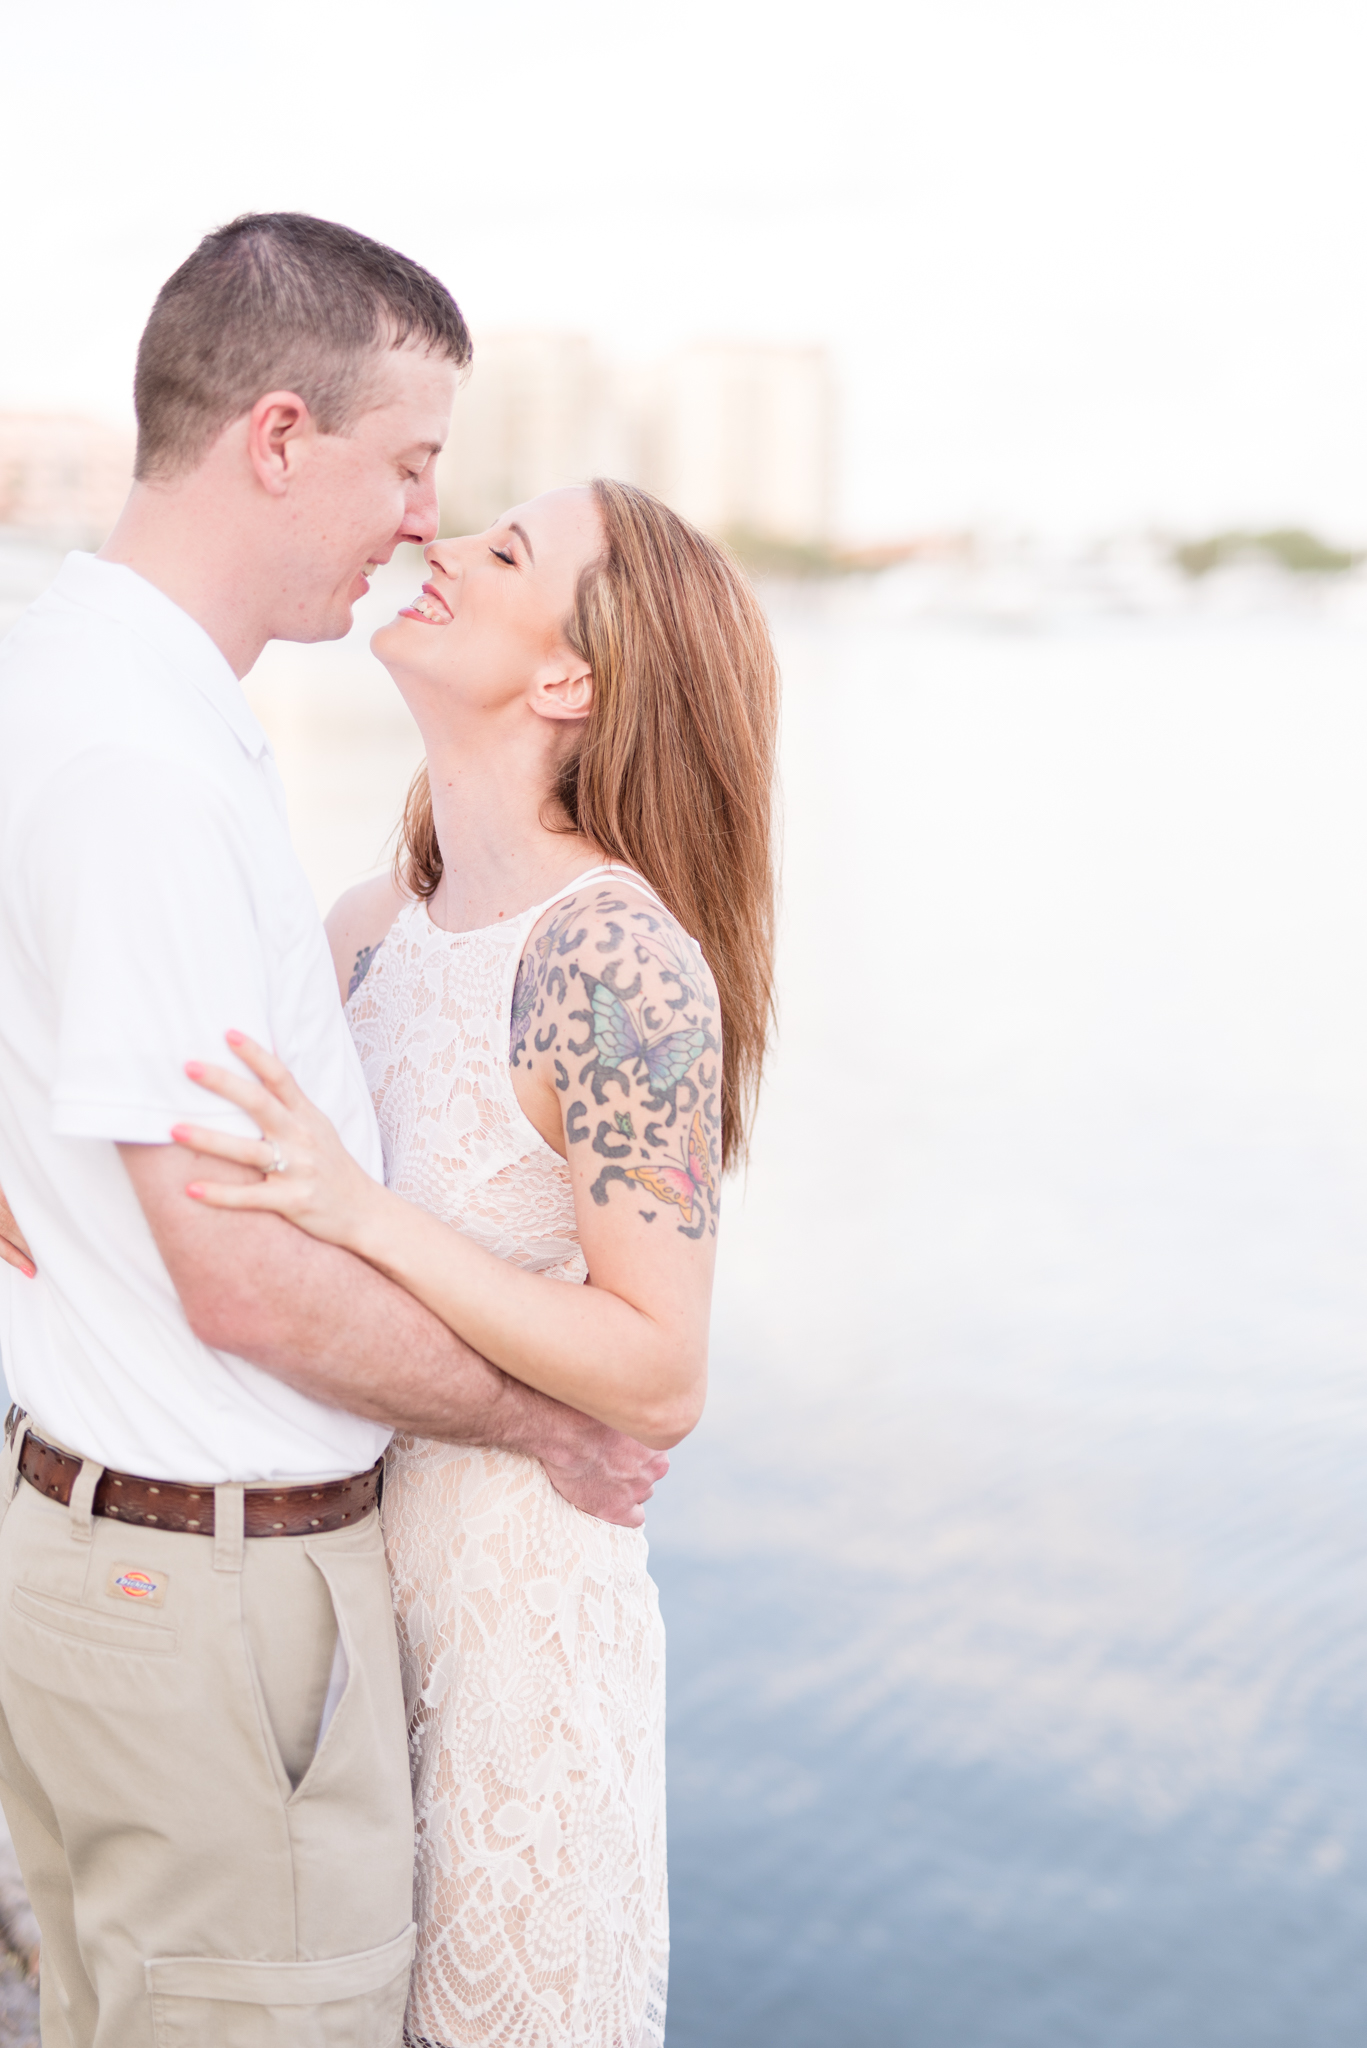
522, 878, 714, 1006
325, 872, 412, 1004
513, 874, 722, 1239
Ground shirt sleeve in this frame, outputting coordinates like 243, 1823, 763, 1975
26, 748, 274, 1144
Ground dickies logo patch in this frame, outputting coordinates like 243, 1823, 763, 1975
107, 1565, 167, 1607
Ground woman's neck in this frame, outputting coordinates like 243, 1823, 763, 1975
422, 731, 602, 934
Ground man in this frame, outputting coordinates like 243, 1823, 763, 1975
0, 213, 666, 2048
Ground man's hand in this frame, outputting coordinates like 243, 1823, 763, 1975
537, 1411, 670, 1530
478, 1364, 670, 1530
0, 1180, 35, 1280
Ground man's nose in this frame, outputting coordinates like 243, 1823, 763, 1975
406, 467, 441, 547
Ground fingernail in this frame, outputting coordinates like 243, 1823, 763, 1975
225, 1029, 244, 1046
170, 1124, 189, 1142
20, 1263, 35, 1280
184, 1061, 203, 1079
185, 1184, 204, 1200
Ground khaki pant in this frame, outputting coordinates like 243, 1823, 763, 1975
0, 1423, 415, 2047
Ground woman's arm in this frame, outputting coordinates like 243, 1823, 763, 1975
172, 890, 721, 1450
324, 872, 409, 1004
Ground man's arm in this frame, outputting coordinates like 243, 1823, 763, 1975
120, 1141, 667, 1525
21, 752, 663, 1517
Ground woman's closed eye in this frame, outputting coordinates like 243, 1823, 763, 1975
489, 545, 515, 566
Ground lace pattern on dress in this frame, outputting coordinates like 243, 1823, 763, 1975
347, 891, 669, 2048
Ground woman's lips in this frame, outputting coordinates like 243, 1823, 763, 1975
400, 582, 454, 625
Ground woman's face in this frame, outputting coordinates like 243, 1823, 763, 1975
371, 485, 603, 730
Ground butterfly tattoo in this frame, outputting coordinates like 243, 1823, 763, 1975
591, 1111, 718, 1234
577, 972, 709, 1106
509, 885, 722, 1236
620, 1111, 717, 1228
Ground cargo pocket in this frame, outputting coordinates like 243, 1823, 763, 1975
146, 1922, 414, 2048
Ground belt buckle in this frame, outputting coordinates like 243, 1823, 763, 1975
4, 1405, 25, 1449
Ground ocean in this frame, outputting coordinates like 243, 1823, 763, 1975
6, 545, 1367, 2044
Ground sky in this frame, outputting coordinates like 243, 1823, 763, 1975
1, 0, 1364, 541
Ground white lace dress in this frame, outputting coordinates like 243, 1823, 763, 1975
345, 872, 669, 2048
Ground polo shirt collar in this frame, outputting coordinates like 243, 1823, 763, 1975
53, 553, 270, 760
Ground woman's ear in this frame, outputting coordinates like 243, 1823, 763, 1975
531, 660, 594, 724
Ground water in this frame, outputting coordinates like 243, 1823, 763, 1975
8, 547, 1367, 2042
643, 593, 1367, 2047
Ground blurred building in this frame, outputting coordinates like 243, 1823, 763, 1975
639, 344, 833, 545
438, 337, 834, 548
437, 336, 621, 537
0, 415, 133, 545
0, 354, 836, 556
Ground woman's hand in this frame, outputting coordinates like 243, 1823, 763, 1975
0, 1180, 35, 1280
172, 1031, 382, 1252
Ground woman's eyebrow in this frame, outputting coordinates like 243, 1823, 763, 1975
509, 521, 535, 565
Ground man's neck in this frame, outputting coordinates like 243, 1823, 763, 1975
99, 478, 273, 679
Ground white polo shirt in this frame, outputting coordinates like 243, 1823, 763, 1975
0, 554, 391, 1483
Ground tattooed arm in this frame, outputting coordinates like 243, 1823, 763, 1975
171, 884, 720, 1449
324, 873, 409, 1005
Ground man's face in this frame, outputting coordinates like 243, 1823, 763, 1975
269, 344, 458, 644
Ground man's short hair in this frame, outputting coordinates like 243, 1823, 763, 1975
133, 212, 472, 481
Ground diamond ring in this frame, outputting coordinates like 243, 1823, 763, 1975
263, 1142, 289, 1176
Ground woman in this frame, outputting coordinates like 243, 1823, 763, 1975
170, 479, 779, 2048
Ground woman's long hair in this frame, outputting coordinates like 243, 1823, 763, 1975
396, 478, 780, 1170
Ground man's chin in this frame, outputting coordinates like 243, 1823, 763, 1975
273, 601, 356, 649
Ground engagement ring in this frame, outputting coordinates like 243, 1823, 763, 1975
263, 1143, 288, 1176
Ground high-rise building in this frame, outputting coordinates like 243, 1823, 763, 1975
437, 335, 625, 538
639, 344, 834, 545
0, 416, 133, 544
438, 337, 834, 547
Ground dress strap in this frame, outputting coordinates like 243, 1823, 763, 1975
569, 862, 670, 913
518, 861, 670, 930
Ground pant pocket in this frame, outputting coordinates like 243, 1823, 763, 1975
146, 1923, 414, 2048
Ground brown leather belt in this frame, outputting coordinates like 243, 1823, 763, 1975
16, 1429, 381, 1538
